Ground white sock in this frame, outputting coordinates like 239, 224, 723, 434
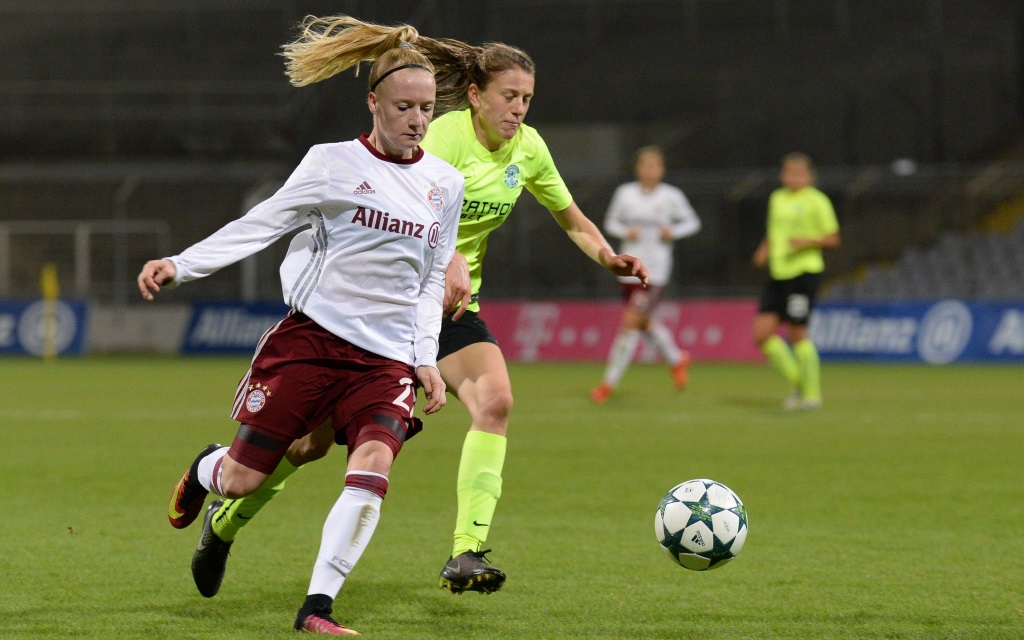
196, 447, 229, 495
307, 487, 383, 598
647, 321, 683, 366
603, 330, 640, 387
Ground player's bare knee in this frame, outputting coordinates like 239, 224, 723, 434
218, 468, 264, 499
752, 319, 776, 345
218, 476, 254, 500
286, 437, 332, 465
348, 440, 395, 475
474, 391, 513, 434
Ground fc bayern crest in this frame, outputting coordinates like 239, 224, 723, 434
426, 186, 444, 211
504, 164, 520, 188
242, 385, 270, 413
246, 389, 267, 413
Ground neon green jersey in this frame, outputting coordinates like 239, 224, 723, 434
421, 109, 573, 311
766, 186, 839, 280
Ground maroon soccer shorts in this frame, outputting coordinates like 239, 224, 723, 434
620, 283, 666, 315
227, 312, 422, 474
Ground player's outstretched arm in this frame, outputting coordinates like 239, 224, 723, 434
137, 259, 177, 301
752, 238, 769, 268
789, 232, 841, 251
416, 365, 447, 415
550, 201, 649, 285
443, 252, 472, 321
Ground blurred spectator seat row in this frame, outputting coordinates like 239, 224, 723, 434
826, 218, 1024, 301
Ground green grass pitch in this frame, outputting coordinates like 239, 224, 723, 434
1, 356, 1021, 639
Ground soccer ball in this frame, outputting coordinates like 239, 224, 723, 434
655, 478, 748, 571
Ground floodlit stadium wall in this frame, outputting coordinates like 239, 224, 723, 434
9, 299, 1020, 363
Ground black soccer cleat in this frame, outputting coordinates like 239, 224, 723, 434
438, 549, 506, 595
168, 443, 221, 529
192, 499, 233, 598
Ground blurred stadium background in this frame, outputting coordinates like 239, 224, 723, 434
2, 0, 1023, 360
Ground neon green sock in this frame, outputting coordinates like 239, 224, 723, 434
761, 335, 800, 387
452, 430, 506, 557
211, 457, 300, 542
793, 339, 821, 400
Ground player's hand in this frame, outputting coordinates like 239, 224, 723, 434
752, 244, 768, 268
603, 252, 649, 287
443, 252, 472, 321
660, 227, 674, 242
137, 259, 177, 301
626, 227, 640, 241
415, 365, 447, 415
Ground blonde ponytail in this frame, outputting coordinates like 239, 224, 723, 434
282, 15, 421, 87
281, 15, 537, 116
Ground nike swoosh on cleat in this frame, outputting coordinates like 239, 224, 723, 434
237, 514, 251, 519
473, 521, 489, 527
169, 482, 187, 518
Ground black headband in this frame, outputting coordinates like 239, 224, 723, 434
370, 63, 432, 91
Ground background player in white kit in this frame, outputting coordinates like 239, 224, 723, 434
591, 146, 701, 404
138, 40, 462, 636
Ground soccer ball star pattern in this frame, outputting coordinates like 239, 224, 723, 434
655, 478, 748, 571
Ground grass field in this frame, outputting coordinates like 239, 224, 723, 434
1, 356, 1022, 639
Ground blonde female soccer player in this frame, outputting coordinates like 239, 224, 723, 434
144, 40, 462, 635
751, 152, 840, 410
590, 145, 701, 404
188, 15, 648, 603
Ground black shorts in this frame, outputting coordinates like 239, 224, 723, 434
758, 272, 822, 325
438, 310, 499, 361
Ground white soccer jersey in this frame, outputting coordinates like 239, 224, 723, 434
603, 181, 701, 286
168, 135, 464, 368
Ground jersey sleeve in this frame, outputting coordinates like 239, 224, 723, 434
169, 146, 328, 285
413, 172, 464, 370
603, 185, 631, 239
666, 187, 702, 240
815, 192, 840, 235
524, 133, 574, 212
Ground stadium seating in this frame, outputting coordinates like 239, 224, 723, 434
826, 218, 1024, 301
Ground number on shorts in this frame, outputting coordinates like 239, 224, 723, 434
392, 377, 415, 417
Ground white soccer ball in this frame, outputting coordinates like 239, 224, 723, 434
654, 478, 748, 571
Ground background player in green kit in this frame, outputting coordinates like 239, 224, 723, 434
752, 152, 840, 410
188, 15, 649, 600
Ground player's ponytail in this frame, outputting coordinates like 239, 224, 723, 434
282, 15, 428, 87
281, 15, 536, 115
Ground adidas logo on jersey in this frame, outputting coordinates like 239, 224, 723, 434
353, 181, 375, 195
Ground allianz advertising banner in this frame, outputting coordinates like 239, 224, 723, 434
181, 299, 765, 360
811, 300, 1024, 363
182, 302, 290, 354
179, 299, 1024, 363
0, 299, 89, 356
